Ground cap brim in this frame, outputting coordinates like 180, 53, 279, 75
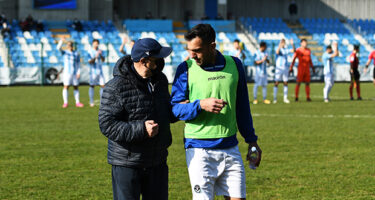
153, 47, 172, 58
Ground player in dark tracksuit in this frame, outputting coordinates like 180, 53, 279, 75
349, 45, 362, 100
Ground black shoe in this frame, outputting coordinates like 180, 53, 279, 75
358, 97, 362, 100
307, 97, 312, 102
295, 97, 299, 102
350, 97, 354, 100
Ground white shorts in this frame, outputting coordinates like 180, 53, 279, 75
275, 68, 289, 82
255, 75, 268, 86
324, 74, 334, 87
89, 73, 105, 86
63, 73, 79, 86
186, 145, 246, 199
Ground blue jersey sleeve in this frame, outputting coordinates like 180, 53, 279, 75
254, 51, 260, 61
232, 56, 258, 143
171, 62, 202, 121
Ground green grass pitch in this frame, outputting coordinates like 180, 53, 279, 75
0, 83, 374, 199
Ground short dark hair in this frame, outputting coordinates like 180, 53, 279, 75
260, 41, 267, 47
326, 45, 332, 50
92, 39, 100, 44
185, 24, 216, 44
354, 44, 360, 51
234, 39, 240, 43
301, 39, 307, 43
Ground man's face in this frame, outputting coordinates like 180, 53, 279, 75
67, 42, 73, 51
233, 42, 240, 50
260, 45, 267, 52
301, 40, 307, 48
327, 48, 332, 54
92, 41, 99, 49
186, 37, 215, 66
142, 57, 159, 76
280, 39, 285, 47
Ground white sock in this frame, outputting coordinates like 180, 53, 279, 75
262, 86, 267, 100
273, 86, 278, 101
62, 88, 68, 104
283, 85, 288, 99
89, 87, 94, 104
323, 84, 329, 99
74, 90, 80, 103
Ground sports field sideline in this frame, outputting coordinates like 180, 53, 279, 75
0, 83, 374, 199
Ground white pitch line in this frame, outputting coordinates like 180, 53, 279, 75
252, 113, 375, 118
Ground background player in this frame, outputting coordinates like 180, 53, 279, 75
364, 49, 375, 87
88, 39, 105, 107
57, 38, 84, 108
231, 39, 246, 63
349, 45, 362, 100
253, 41, 271, 104
322, 42, 338, 103
273, 38, 295, 104
119, 36, 135, 55
289, 39, 315, 102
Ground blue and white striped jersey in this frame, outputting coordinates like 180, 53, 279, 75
88, 48, 103, 75
254, 50, 268, 76
61, 50, 80, 75
275, 47, 292, 70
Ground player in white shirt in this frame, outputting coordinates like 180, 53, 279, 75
322, 42, 338, 103
88, 39, 105, 107
273, 38, 295, 104
57, 38, 84, 108
119, 36, 135, 56
230, 39, 246, 62
253, 41, 271, 104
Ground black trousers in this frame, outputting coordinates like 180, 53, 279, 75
111, 163, 168, 200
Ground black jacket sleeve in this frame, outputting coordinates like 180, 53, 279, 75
98, 85, 147, 143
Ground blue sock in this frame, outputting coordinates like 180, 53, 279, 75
253, 84, 258, 100
262, 86, 267, 100
273, 86, 278, 101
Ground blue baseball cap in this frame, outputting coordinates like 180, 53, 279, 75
131, 38, 172, 62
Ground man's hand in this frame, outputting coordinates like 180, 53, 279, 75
290, 38, 294, 45
200, 97, 227, 114
179, 100, 190, 104
262, 55, 268, 62
350, 69, 354, 74
247, 142, 262, 167
364, 66, 368, 74
332, 41, 338, 49
145, 120, 159, 138
96, 50, 102, 58
76, 74, 80, 79
289, 66, 293, 74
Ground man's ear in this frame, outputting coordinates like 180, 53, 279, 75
210, 42, 216, 52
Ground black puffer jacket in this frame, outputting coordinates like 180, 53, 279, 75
99, 55, 174, 168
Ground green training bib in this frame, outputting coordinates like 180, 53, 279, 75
184, 55, 239, 139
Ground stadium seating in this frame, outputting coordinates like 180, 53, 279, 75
67, 20, 122, 64
300, 18, 369, 64
124, 20, 185, 65
348, 18, 375, 48
4, 19, 58, 68
240, 17, 299, 45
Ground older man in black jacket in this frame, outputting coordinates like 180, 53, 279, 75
99, 38, 174, 200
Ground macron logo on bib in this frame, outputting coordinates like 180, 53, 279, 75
208, 75, 226, 81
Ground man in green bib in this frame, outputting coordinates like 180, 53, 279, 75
171, 24, 262, 200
